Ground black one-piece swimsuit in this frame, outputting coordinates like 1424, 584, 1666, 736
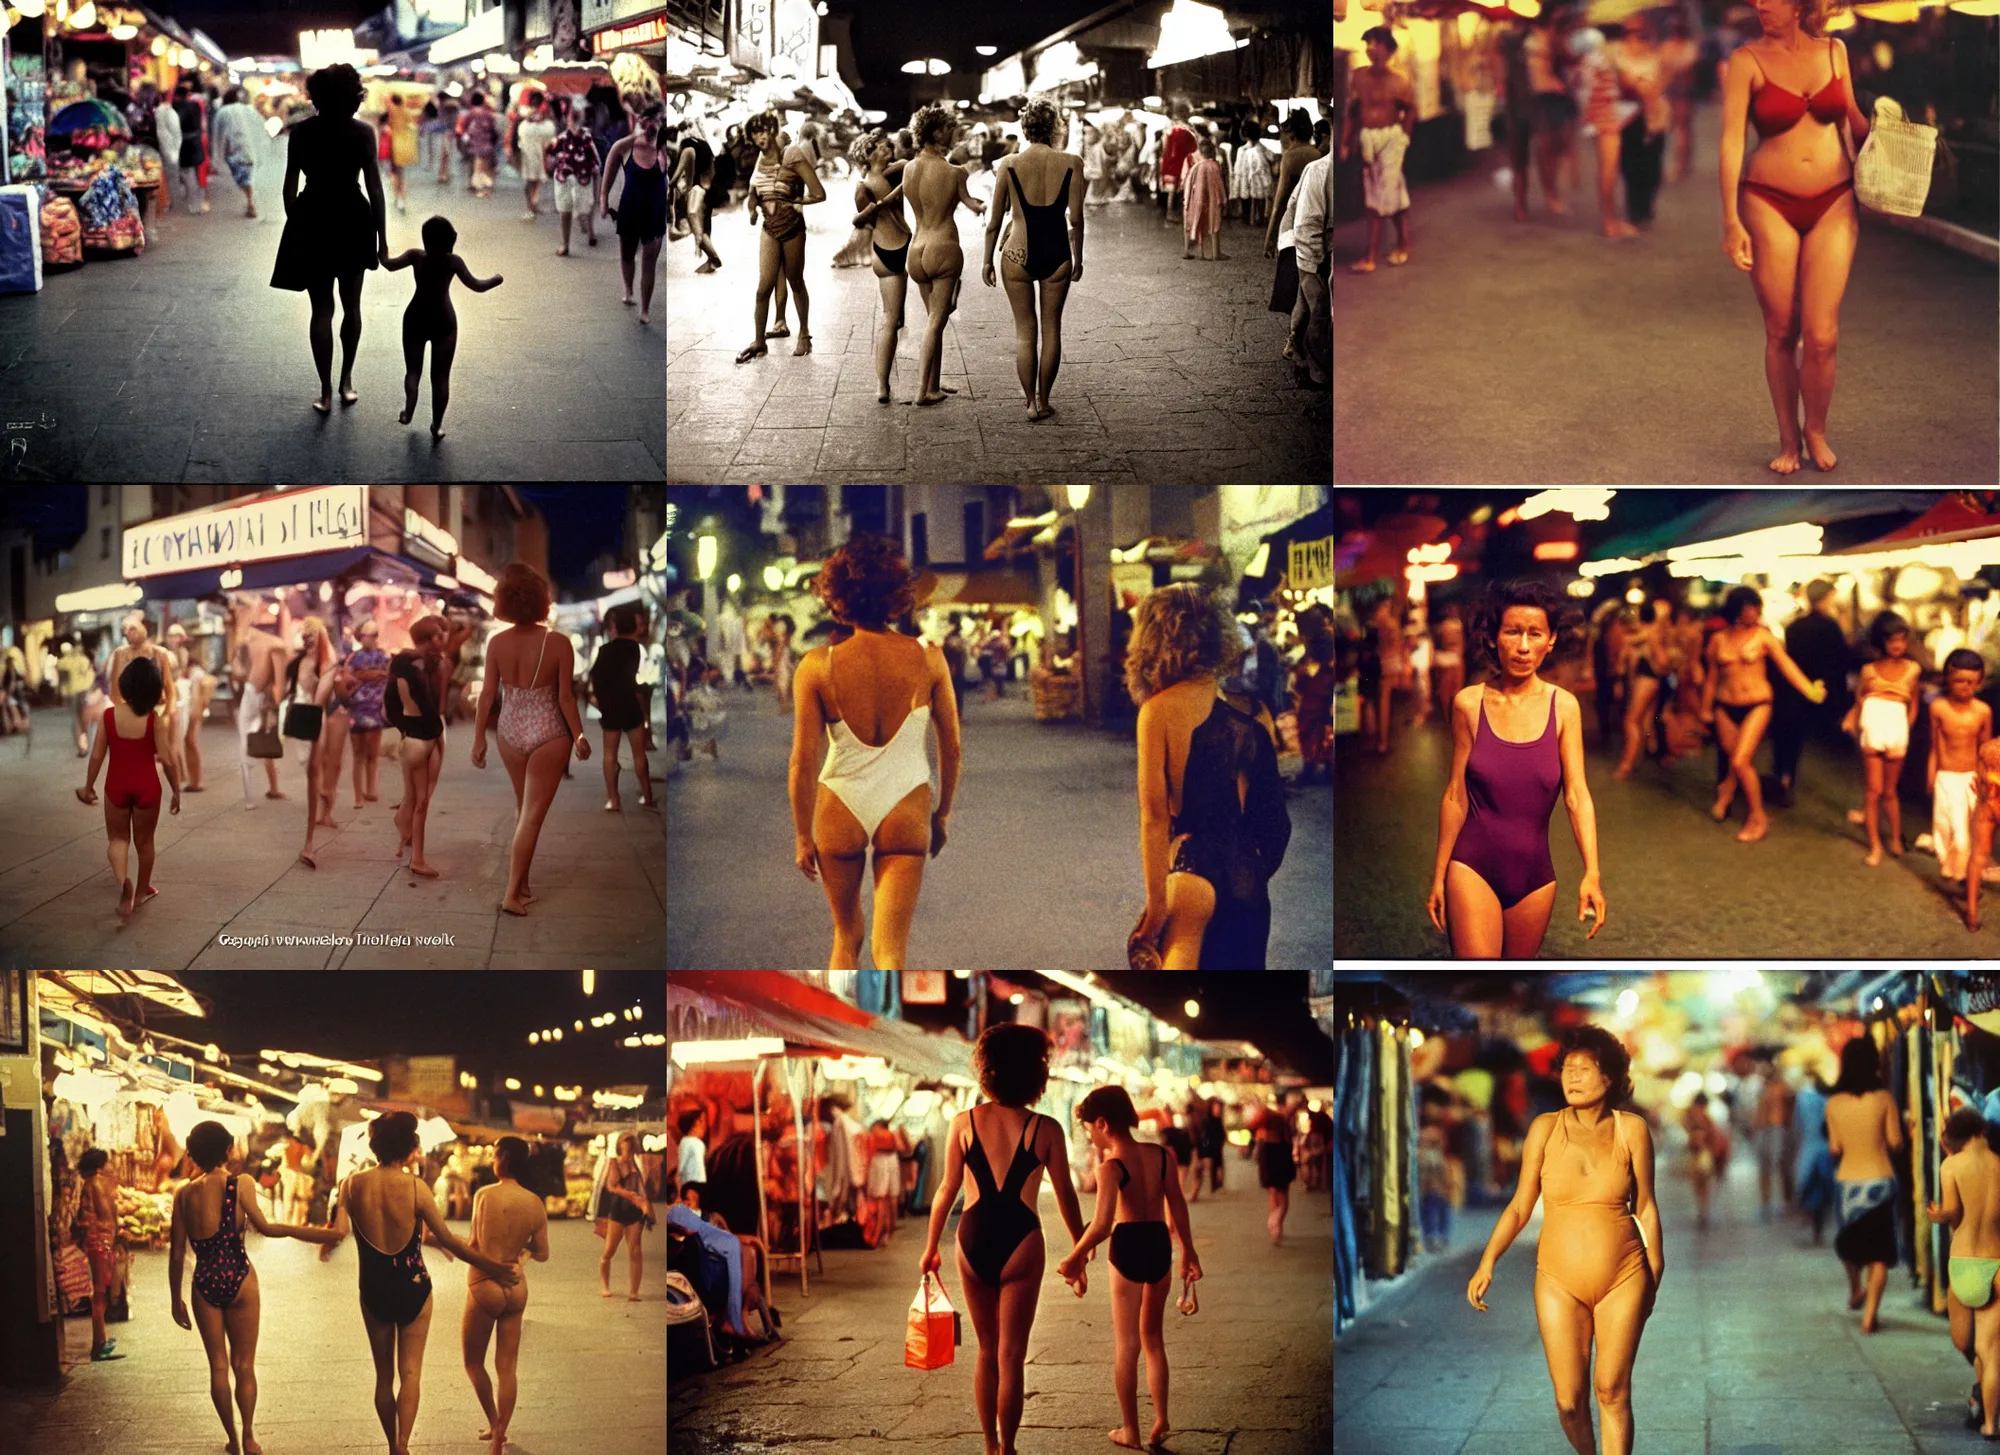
957, 1108, 1045, 1286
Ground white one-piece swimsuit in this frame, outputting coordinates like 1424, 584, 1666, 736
817, 641, 936, 841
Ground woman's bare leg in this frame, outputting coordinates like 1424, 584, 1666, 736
1976, 1300, 2000, 1435
1000, 264, 1039, 409
955, 1250, 1002, 1455
1862, 1259, 1887, 1332
359, 729, 382, 800
1444, 860, 1505, 958
627, 1226, 645, 1299
1741, 188, 1804, 472
1614, 675, 1658, 778
875, 272, 908, 400
628, 725, 655, 803
401, 736, 439, 875
1533, 1274, 1598, 1455
1140, 1275, 1171, 1445
363, 1308, 400, 1454
1797, 194, 1858, 471
1883, 755, 1906, 853
462, 1287, 500, 1441
1162, 868, 1214, 969
1592, 1269, 1652, 1455
223, 1271, 264, 1454
639, 237, 662, 323
869, 784, 932, 969
1108, 1266, 1145, 1448
746, 231, 779, 350
502, 735, 569, 913
321, 714, 349, 824
1731, 704, 1774, 842
184, 724, 204, 790
1501, 881, 1558, 958
993, 1238, 1045, 1455
336, 273, 365, 403
1712, 710, 1742, 818
780, 231, 810, 352
490, 1298, 525, 1451
601, 728, 623, 807
1862, 750, 1885, 864
132, 801, 160, 901
193, 1292, 240, 1453
306, 278, 335, 409
1033, 272, 1072, 414
301, 739, 322, 865
392, 1297, 434, 1455
104, 799, 132, 910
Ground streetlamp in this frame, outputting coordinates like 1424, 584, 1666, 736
1065, 488, 1091, 721
695, 534, 717, 615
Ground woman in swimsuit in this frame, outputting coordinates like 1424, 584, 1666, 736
982, 96, 1085, 422
1127, 585, 1291, 969
788, 534, 961, 970
389, 616, 451, 878
1612, 599, 1673, 780
1428, 579, 1608, 959
595, 1131, 653, 1299
461, 1137, 550, 1455
1825, 1035, 1904, 1333
168, 1121, 342, 1455
1468, 1025, 1662, 1455
342, 620, 392, 809
898, 102, 986, 406
920, 1026, 1088, 1455
1699, 585, 1828, 842
1059, 1087, 1202, 1452
324, 1112, 517, 1455
847, 128, 912, 402
1841, 609, 1922, 866
76, 655, 181, 917
735, 109, 825, 362
471, 563, 589, 916
1718, 0, 1871, 474
283, 616, 339, 869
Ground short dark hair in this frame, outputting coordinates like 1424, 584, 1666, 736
1362, 25, 1399, 52
1945, 1107, 1989, 1151
119, 655, 165, 715
1722, 585, 1763, 625
1557, 1024, 1634, 1104
1469, 579, 1583, 672
815, 533, 915, 629
1832, 1036, 1883, 1096
368, 1110, 421, 1164
1076, 1086, 1139, 1133
1870, 609, 1910, 651
494, 562, 553, 625
1806, 579, 1835, 606
1946, 648, 1986, 678
677, 1108, 706, 1136
494, 1136, 530, 1179
1280, 110, 1313, 142
306, 64, 365, 119
974, 1024, 1051, 1107
421, 214, 458, 256
746, 109, 780, 142
78, 1148, 109, 1177
187, 1121, 235, 1171
680, 1180, 706, 1202
607, 603, 643, 636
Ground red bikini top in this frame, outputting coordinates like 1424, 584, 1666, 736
1748, 39, 1848, 138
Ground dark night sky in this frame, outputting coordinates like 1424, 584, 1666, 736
516, 485, 634, 596
1088, 973, 1335, 1082
167, 3, 382, 58
136, 972, 665, 1091
837, 0, 1126, 104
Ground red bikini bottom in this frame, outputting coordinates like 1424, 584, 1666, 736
1739, 179, 1854, 236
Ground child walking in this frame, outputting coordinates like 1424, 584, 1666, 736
1180, 137, 1227, 260
1340, 27, 1415, 272
1932, 649, 1992, 888
1926, 1107, 2000, 1436
1058, 1087, 1202, 1452
1967, 737, 2000, 932
382, 216, 504, 440
1842, 611, 1922, 866
75, 656, 181, 916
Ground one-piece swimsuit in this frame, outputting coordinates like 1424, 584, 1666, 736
956, 1108, 1045, 1287
1003, 165, 1072, 280
190, 1172, 252, 1309
1447, 687, 1561, 910
1537, 1109, 1647, 1308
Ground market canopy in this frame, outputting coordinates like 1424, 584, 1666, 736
1832, 492, 2000, 552
1586, 491, 1942, 565
42, 970, 204, 1018
671, 971, 971, 1082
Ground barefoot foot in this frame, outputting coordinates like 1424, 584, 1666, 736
1769, 445, 1802, 475
1736, 815, 1769, 843
1865, 845, 1883, 866
298, 849, 317, 869
311, 396, 332, 415
502, 895, 531, 916
1149, 1421, 1170, 1447
1804, 430, 1837, 471
408, 859, 440, 878
117, 878, 135, 918
1110, 1429, 1145, 1449
339, 386, 358, 406
243, 1437, 263, 1455
1710, 795, 1731, 822
398, 407, 415, 425
1891, 837, 1905, 857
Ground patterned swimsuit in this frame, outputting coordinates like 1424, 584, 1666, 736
190, 1173, 251, 1309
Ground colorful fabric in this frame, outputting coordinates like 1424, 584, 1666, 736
1160, 123, 1197, 191
1232, 139, 1274, 199
344, 647, 389, 731
459, 107, 497, 161
546, 128, 600, 184
1181, 155, 1224, 241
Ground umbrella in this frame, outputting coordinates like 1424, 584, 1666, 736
48, 99, 131, 143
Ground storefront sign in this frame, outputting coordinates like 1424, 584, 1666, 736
402, 508, 460, 571
728, 0, 768, 74
583, 0, 666, 26
590, 14, 667, 52
901, 972, 947, 1005
1288, 535, 1334, 590
123, 486, 368, 579
769, 0, 816, 78
399, 1055, 459, 1103
427, 3, 504, 64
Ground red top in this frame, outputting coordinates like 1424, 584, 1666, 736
1161, 124, 1197, 188
1748, 39, 1848, 138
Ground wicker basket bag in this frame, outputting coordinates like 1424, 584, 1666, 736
1850, 97, 1936, 219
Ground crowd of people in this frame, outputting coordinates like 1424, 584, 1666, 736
60, 567, 656, 918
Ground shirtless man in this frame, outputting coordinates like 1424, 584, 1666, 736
1340, 28, 1416, 272
235, 619, 291, 807
1930, 650, 1992, 893
1927, 1107, 2000, 1435
109, 611, 180, 721
459, 1137, 549, 1455
1964, 737, 2000, 932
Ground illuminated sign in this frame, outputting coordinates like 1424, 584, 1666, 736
1288, 536, 1334, 589
123, 486, 368, 579
401, 508, 461, 571
591, 14, 667, 51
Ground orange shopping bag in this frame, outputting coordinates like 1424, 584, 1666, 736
905, 1272, 957, 1370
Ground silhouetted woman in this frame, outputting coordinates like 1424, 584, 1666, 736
921, 1026, 1088, 1455
271, 64, 387, 414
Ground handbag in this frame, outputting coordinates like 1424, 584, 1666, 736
56, 1240, 92, 1301
246, 703, 283, 759
905, 1272, 958, 1369
1846, 96, 1936, 218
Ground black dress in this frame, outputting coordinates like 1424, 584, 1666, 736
1169, 693, 1292, 969
590, 638, 644, 733
270, 115, 381, 291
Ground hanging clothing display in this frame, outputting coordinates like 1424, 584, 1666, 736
1335, 1014, 1420, 1328
1369, 1019, 1413, 1278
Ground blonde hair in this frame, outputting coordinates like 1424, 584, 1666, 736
1123, 585, 1244, 704
296, 615, 335, 675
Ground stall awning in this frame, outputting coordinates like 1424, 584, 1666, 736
136, 547, 446, 601
671, 971, 971, 1082
1833, 493, 2000, 552
41, 970, 204, 1018
1587, 492, 1942, 564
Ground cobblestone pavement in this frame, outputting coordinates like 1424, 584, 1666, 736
666, 685, 1332, 970
671, 1149, 1330, 1455
1332, 100, 1999, 485
665, 189, 1329, 485
1335, 709, 1981, 959
1335, 1124, 1982, 1455
0, 706, 665, 970
1, 1219, 664, 1455
0, 135, 664, 483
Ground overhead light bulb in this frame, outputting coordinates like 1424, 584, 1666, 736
70, 1, 96, 27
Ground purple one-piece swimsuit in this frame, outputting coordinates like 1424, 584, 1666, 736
1448, 688, 1563, 909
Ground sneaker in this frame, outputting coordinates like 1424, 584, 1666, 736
90, 1340, 124, 1361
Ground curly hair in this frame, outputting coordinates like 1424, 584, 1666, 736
1557, 1024, 1633, 1106
746, 109, 781, 144
1467, 579, 1583, 673
911, 101, 957, 152
1123, 584, 1244, 704
306, 63, 365, 120
848, 125, 892, 171
814, 533, 916, 629
1790, 0, 1832, 36
495, 562, 553, 626
975, 1024, 1051, 1108
1018, 94, 1063, 147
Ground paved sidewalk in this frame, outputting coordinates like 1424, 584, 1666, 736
1, 1219, 665, 1455
1335, 1129, 1982, 1454
0, 707, 665, 969
671, 1152, 1331, 1454
0, 136, 664, 483
1332, 101, 1999, 484
665, 686, 1332, 970
666, 191, 1329, 485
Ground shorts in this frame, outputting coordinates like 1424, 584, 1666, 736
1858, 696, 1910, 756
552, 177, 590, 214
227, 154, 254, 189
1357, 126, 1410, 217
1935, 769, 1976, 879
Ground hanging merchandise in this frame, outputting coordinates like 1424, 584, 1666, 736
1368, 1018, 1411, 1279
76, 165, 144, 252
40, 193, 81, 265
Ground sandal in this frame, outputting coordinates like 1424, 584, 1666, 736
735, 343, 767, 365
767, 323, 790, 338
1386, 250, 1410, 266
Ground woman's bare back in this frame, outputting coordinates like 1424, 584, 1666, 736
812, 631, 939, 745
178, 1170, 251, 1240
906, 154, 969, 239
1826, 1089, 1898, 1180
995, 147, 1080, 255
489, 624, 568, 692
345, 1167, 423, 1250
469, 1181, 548, 1283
